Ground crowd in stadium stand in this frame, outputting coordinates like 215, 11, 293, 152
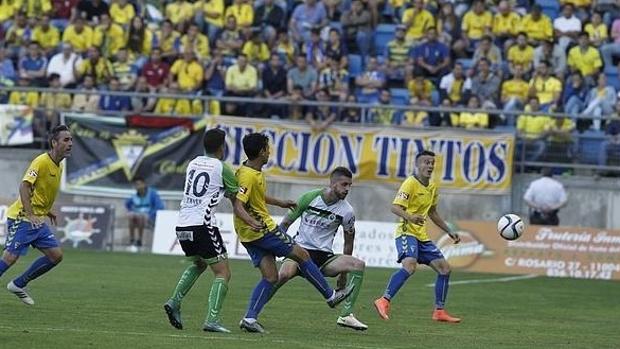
0, 0, 619, 165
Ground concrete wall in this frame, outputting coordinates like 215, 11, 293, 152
1, 148, 619, 246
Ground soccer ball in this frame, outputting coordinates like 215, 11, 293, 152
497, 214, 525, 240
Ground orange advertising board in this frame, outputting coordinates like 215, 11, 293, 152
429, 221, 620, 281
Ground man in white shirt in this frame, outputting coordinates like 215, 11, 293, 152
553, 4, 582, 50
523, 168, 568, 226
46, 43, 82, 87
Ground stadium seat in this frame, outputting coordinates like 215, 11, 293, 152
390, 88, 409, 105
535, 0, 560, 9
348, 54, 363, 77
541, 7, 560, 20
456, 58, 474, 71
375, 24, 396, 56
577, 130, 606, 164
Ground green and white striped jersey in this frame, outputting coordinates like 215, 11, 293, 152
286, 188, 355, 253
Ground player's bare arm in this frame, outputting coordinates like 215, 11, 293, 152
428, 206, 460, 244
19, 181, 43, 228
266, 195, 297, 209
278, 216, 295, 232
390, 204, 425, 225
231, 197, 264, 231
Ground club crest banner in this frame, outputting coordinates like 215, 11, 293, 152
61, 113, 514, 196
0, 105, 34, 146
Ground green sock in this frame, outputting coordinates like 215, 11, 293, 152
340, 270, 364, 317
206, 277, 228, 324
170, 264, 204, 307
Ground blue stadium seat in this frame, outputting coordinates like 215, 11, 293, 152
577, 130, 606, 164
375, 24, 396, 56
456, 58, 474, 70
535, 0, 560, 9
348, 54, 363, 77
390, 88, 409, 106
541, 7, 560, 20
607, 74, 620, 90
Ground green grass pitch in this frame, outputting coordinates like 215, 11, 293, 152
0, 249, 618, 349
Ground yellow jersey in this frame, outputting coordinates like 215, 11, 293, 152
7, 153, 61, 220
401, 9, 435, 41
567, 46, 603, 77
233, 164, 277, 242
518, 14, 553, 41
170, 59, 204, 91
393, 176, 439, 242
462, 10, 493, 40
109, 2, 135, 25
32, 26, 60, 50
492, 12, 520, 36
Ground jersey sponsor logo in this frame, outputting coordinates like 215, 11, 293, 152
239, 186, 247, 194
28, 169, 38, 178
397, 192, 409, 200
176, 230, 194, 241
111, 130, 149, 181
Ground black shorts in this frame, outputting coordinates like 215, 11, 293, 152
175, 225, 227, 264
306, 249, 338, 270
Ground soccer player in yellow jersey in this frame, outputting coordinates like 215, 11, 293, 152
1, 125, 72, 305
234, 133, 354, 333
374, 150, 462, 323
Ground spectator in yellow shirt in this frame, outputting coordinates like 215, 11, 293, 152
169, 48, 204, 92
492, 0, 520, 49
32, 15, 59, 57
16, 0, 52, 18
507, 33, 535, 76
567, 32, 603, 83
154, 82, 204, 116
195, 0, 225, 41
165, 0, 194, 28
8, 77, 39, 108
461, 0, 492, 47
155, 20, 182, 61
584, 12, 608, 47
224, 54, 258, 115
407, 73, 434, 106
516, 96, 549, 161
401, 0, 435, 43
93, 13, 126, 58
180, 23, 210, 61
127, 16, 154, 68
225, 0, 254, 30
242, 31, 270, 68
451, 95, 489, 129
518, 5, 553, 45
502, 65, 530, 125
62, 17, 94, 54
76, 47, 113, 86
5, 12, 32, 57
529, 61, 563, 110
109, 0, 135, 26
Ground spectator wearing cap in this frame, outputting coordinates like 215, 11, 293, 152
401, 0, 434, 44
289, 0, 328, 43
62, 17, 94, 55
93, 14, 125, 59
507, 33, 535, 77
72, 75, 100, 112
461, 0, 492, 50
216, 16, 244, 61
567, 32, 602, 85
582, 73, 617, 130
355, 56, 385, 104
529, 60, 563, 111
600, 17, 620, 68
384, 25, 411, 81
553, 4, 582, 50
19, 41, 48, 87
518, 5, 553, 46
224, 53, 258, 115
533, 39, 567, 80
154, 20, 182, 62
411, 27, 450, 79
341, 0, 372, 57
99, 77, 132, 112
194, 0, 226, 42
253, 0, 285, 46
76, 47, 113, 87
287, 54, 318, 99
169, 48, 204, 92
492, 0, 520, 50
32, 15, 60, 57
141, 48, 170, 89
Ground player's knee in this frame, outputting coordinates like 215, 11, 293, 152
402, 261, 417, 274
49, 253, 63, 264
265, 274, 279, 284
439, 265, 451, 275
215, 268, 231, 282
2, 253, 19, 266
292, 246, 310, 261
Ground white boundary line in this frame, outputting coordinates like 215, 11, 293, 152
425, 274, 538, 287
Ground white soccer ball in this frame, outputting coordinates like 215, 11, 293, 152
497, 214, 525, 240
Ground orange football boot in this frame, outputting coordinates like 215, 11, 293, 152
373, 297, 391, 320
432, 309, 461, 323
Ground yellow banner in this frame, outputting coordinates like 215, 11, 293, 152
208, 116, 514, 194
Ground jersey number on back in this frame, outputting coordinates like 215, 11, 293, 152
185, 169, 211, 197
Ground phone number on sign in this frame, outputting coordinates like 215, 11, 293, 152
505, 258, 620, 280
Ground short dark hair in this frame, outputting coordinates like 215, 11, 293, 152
133, 175, 145, 183
204, 128, 226, 154
48, 124, 70, 148
330, 166, 353, 179
242, 133, 269, 160
415, 150, 435, 162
